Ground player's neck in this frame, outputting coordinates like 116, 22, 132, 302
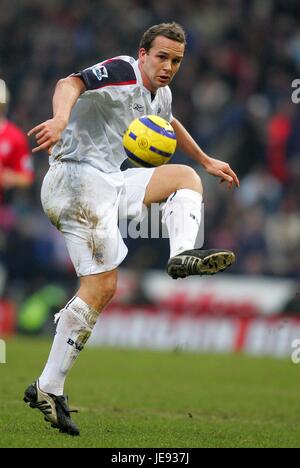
138, 61, 157, 94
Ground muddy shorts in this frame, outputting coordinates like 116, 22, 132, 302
41, 162, 155, 276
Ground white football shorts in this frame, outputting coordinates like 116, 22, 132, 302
41, 162, 155, 276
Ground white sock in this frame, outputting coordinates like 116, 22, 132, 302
38, 296, 99, 395
162, 189, 203, 258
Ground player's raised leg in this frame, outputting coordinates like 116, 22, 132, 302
144, 164, 235, 279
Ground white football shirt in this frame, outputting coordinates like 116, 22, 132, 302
50, 55, 174, 173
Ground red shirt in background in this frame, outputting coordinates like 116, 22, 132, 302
0, 120, 33, 200
267, 113, 291, 184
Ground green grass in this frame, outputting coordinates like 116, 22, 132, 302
0, 337, 300, 448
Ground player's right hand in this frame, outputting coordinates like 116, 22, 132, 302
27, 116, 67, 153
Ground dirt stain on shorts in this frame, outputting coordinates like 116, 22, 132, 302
74, 204, 105, 265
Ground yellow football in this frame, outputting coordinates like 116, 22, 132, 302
123, 115, 177, 167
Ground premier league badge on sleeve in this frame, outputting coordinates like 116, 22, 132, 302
92, 65, 108, 81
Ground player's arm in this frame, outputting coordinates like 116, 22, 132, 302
171, 117, 239, 189
28, 76, 86, 153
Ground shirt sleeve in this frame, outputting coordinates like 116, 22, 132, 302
71, 59, 137, 91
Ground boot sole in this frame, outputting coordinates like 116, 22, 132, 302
167, 251, 235, 279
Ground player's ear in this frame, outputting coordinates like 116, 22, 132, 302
138, 48, 147, 62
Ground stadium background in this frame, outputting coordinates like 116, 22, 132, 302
1, 0, 300, 448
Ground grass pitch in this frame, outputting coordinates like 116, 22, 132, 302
0, 337, 300, 448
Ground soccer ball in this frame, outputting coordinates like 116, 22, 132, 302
123, 115, 177, 167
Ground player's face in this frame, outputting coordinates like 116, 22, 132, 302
139, 35, 185, 93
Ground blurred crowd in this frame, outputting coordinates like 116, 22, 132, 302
1, 0, 300, 302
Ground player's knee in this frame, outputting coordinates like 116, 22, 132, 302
176, 165, 202, 193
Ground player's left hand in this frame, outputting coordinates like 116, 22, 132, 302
203, 157, 240, 189
27, 116, 67, 154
